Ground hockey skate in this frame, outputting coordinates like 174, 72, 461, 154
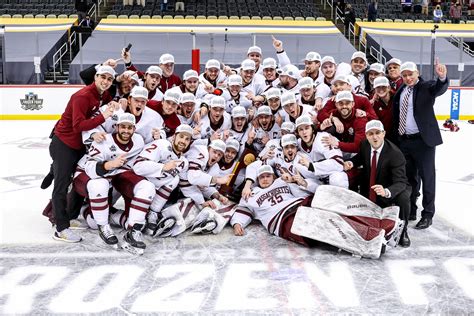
154, 217, 177, 237
191, 207, 218, 234
122, 224, 146, 255
145, 210, 160, 236
98, 224, 119, 249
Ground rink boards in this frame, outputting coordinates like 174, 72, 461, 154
0, 85, 473, 120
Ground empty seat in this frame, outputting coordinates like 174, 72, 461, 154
152, 15, 162, 18
107, 14, 117, 18
129, 14, 139, 18
118, 14, 128, 18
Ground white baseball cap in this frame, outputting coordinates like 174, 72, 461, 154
321, 56, 336, 66
122, 70, 140, 83
241, 59, 256, 71
351, 51, 367, 63
373, 76, 390, 88
281, 134, 298, 147
226, 138, 240, 152
164, 90, 180, 104
305, 51, 321, 62
117, 113, 136, 126
385, 58, 402, 67
281, 92, 297, 107
145, 65, 163, 76
265, 88, 281, 100
210, 96, 226, 108
209, 139, 226, 153
400, 61, 417, 73
257, 165, 274, 177
247, 46, 262, 56
368, 63, 385, 74
365, 119, 385, 133
256, 105, 272, 117
159, 53, 175, 65
331, 74, 351, 85
175, 124, 194, 135
130, 86, 149, 100
205, 59, 221, 70
281, 121, 296, 133
96, 65, 116, 77
279, 64, 301, 80
183, 69, 199, 81
180, 92, 196, 104
295, 115, 313, 129
262, 57, 277, 69
335, 90, 354, 103
299, 77, 314, 90
231, 106, 247, 118
227, 74, 243, 86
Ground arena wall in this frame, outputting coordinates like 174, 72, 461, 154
0, 85, 473, 120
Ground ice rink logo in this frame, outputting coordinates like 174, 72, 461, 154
20, 92, 43, 111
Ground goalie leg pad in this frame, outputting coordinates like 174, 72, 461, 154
291, 206, 385, 259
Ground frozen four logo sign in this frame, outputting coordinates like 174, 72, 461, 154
20, 92, 43, 111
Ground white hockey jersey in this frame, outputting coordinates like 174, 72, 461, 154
82, 105, 165, 145
199, 111, 232, 139
280, 104, 315, 124
218, 89, 253, 113
241, 74, 266, 96
253, 120, 281, 153
77, 133, 145, 179
232, 178, 303, 236
133, 139, 189, 187
180, 144, 221, 205
298, 132, 345, 175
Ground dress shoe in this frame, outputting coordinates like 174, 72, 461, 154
408, 214, 417, 221
415, 217, 432, 229
40, 172, 54, 189
398, 229, 411, 247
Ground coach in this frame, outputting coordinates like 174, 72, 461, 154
48, 66, 116, 242
392, 59, 448, 229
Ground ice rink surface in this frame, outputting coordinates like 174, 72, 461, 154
1, 120, 473, 314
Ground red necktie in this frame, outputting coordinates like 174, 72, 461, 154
369, 150, 377, 202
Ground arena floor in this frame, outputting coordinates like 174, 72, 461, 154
1, 120, 473, 314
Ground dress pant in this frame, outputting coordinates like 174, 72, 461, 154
49, 135, 85, 231
399, 135, 436, 219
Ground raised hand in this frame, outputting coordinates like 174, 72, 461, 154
271, 35, 283, 52
435, 57, 447, 79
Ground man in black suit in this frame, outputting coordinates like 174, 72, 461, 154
392, 59, 448, 229
344, 120, 411, 247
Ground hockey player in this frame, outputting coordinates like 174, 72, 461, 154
246, 134, 319, 198
200, 59, 228, 88
385, 58, 403, 93
147, 89, 182, 137
295, 115, 348, 188
350, 51, 368, 91
233, 166, 398, 259
133, 124, 193, 235
83, 86, 165, 145
317, 74, 377, 126
180, 139, 233, 208
142, 66, 164, 102
249, 105, 281, 153
320, 56, 338, 87
278, 64, 301, 94
298, 77, 330, 112
157, 53, 182, 93
365, 63, 385, 98
73, 113, 154, 254
224, 106, 251, 146
168, 69, 210, 100
261, 57, 280, 90
265, 88, 286, 119
232, 165, 310, 244
281, 91, 314, 124
239, 59, 266, 103
198, 96, 232, 139
219, 74, 252, 113
320, 91, 368, 155
302, 51, 324, 85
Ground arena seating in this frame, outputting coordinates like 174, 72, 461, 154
109, 0, 321, 18
348, 0, 473, 23
0, 0, 76, 17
